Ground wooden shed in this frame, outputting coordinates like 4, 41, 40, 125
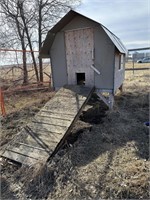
40, 10, 127, 108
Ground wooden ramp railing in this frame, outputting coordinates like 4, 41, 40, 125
0, 85, 94, 165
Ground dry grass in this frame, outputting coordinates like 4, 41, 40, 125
0, 62, 149, 199
4, 90, 55, 115
0, 63, 51, 89
0, 90, 55, 146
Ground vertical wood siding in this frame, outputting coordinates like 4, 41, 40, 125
65, 28, 94, 86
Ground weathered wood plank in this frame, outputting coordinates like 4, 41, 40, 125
39, 110, 76, 117
22, 127, 62, 149
16, 142, 48, 151
5, 144, 50, 160
32, 117, 71, 127
35, 113, 73, 121
25, 127, 63, 136
19, 137, 55, 152
45, 95, 85, 102
42, 98, 86, 110
29, 133, 60, 146
28, 122, 68, 134
31, 120, 67, 128
43, 104, 85, 112
13, 128, 53, 150
2, 150, 38, 165
8, 128, 58, 152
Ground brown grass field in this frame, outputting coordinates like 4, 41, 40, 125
0, 63, 51, 90
0, 62, 149, 199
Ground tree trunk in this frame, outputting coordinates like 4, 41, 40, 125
22, 50, 28, 85
18, 1, 39, 83
38, 3, 43, 83
29, 46, 39, 83
15, 17, 28, 85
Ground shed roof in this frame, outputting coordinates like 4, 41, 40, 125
40, 10, 127, 58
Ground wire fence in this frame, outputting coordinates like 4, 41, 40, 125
126, 49, 150, 74
0, 49, 51, 89
0, 49, 51, 116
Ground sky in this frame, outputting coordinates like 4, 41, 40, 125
76, 0, 150, 50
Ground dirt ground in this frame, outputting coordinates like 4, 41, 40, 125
0, 63, 149, 199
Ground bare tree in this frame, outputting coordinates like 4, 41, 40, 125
17, 0, 39, 83
34, 0, 81, 82
0, 0, 29, 84
0, 0, 81, 84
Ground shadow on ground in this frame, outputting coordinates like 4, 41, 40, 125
67, 92, 149, 167
1, 177, 18, 200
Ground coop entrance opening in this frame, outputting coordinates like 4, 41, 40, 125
76, 73, 85, 85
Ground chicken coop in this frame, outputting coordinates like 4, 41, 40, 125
40, 10, 127, 108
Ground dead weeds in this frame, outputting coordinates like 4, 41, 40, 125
0, 65, 149, 199
0, 90, 55, 147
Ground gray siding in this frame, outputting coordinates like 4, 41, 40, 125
50, 15, 121, 91
50, 32, 68, 89
94, 26, 115, 89
114, 52, 125, 93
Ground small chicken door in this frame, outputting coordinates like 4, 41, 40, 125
65, 27, 94, 87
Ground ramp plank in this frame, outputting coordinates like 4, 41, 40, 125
2, 150, 39, 165
28, 122, 68, 134
36, 112, 74, 120
5, 144, 50, 160
0, 85, 94, 165
34, 116, 72, 127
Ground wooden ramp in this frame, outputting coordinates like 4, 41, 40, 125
0, 85, 94, 165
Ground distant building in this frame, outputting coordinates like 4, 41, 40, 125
131, 52, 150, 62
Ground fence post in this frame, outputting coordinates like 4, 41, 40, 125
0, 87, 6, 117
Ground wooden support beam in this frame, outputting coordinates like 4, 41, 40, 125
96, 90, 114, 109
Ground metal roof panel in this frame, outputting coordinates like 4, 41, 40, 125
40, 10, 127, 58
102, 26, 127, 54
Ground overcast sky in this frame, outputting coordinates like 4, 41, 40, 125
76, 0, 150, 50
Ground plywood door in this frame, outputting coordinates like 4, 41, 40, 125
65, 28, 94, 86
